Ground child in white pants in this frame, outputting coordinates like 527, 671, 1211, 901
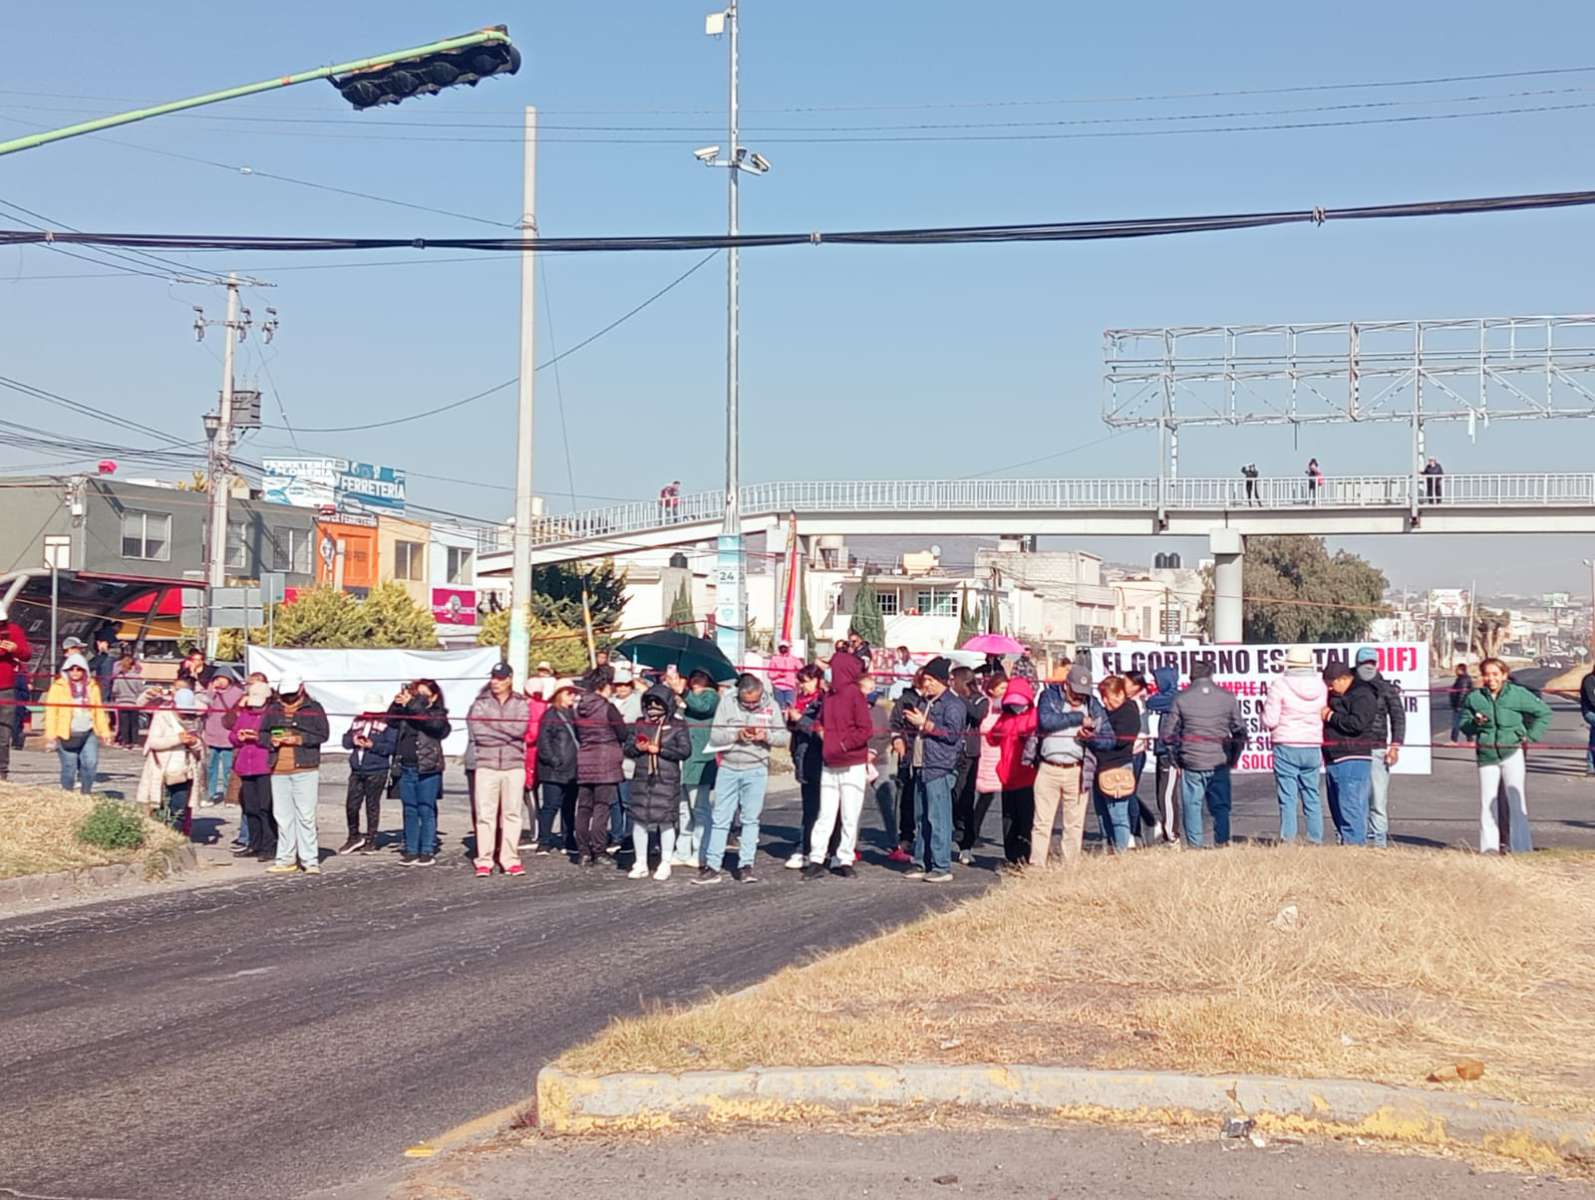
624, 686, 692, 880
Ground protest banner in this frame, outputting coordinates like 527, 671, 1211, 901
1089, 641, 1431, 774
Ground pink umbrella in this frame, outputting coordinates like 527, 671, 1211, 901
960, 633, 1025, 656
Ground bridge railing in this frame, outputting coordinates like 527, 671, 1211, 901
523, 472, 1595, 547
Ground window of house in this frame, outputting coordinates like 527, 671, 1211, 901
120, 510, 171, 561
226, 522, 249, 570
446, 545, 473, 584
270, 527, 311, 574
914, 588, 959, 617
877, 589, 900, 617
393, 540, 424, 581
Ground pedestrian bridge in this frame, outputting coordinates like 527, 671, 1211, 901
517, 473, 1595, 564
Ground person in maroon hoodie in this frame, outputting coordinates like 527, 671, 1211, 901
0, 609, 30, 782
801, 651, 875, 879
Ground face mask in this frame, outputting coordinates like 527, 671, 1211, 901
1355, 663, 1377, 683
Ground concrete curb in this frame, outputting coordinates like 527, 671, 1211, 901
0, 844, 199, 906
536, 1063, 1595, 1164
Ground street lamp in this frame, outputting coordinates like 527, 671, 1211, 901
699, 1, 769, 666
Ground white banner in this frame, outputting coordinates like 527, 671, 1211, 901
1089, 641, 1431, 775
245, 646, 500, 757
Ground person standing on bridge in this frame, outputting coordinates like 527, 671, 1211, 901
1164, 661, 1247, 848
1462, 658, 1552, 854
0, 606, 30, 782
1355, 647, 1406, 849
1262, 647, 1326, 844
1422, 456, 1445, 504
1305, 458, 1324, 504
1241, 463, 1260, 507
659, 480, 681, 523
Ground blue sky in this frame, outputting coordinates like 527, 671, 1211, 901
2, 1, 1594, 593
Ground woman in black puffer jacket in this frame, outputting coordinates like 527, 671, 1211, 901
391, 678, 452, 864
622, 683, 691, 880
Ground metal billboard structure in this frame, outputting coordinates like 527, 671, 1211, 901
1102, 314, 1595, 485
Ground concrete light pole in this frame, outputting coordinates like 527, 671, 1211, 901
508, 107, 538, 687
700, 0, 769, 666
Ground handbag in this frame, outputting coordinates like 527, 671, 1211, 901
59, 730, 89, 753
1097, 764, 1137, 799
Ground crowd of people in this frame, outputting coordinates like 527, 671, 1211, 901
0, 607, 1577, 871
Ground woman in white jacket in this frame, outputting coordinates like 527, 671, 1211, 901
135, 687, 204, 830
1261, 647, 1328, 844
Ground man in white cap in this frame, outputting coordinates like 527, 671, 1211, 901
260, 672, 330, 875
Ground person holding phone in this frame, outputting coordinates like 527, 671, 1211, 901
392, 679, 452, 867
1462, 658, 1552, 854
136, 685, 203, 827
261, 673, 330, 875
44, 652, 111, 794
230, 681, 277, 858
698, 673, 789, 884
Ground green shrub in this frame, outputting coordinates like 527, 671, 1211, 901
77, 800, 147, 852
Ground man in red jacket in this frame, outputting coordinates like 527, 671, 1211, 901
0, 609, 31, 781
803, 651, 875, 879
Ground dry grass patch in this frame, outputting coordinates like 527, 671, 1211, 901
560, 846, 1595, 1111
0, 781, 183, 880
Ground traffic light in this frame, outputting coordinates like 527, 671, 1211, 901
331, 27, 521, 110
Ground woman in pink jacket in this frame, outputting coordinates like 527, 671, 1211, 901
1262, 646, 1328, 844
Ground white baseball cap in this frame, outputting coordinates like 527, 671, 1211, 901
278, 671, 303, 694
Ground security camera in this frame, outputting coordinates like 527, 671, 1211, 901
746, 151, 771, 174
693, 145, 720, 163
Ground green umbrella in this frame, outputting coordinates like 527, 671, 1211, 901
614, 629, 738, 684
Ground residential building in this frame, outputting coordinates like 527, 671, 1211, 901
312, 512, 379, 596
975, 545, 1118, 647
378, 515, 432, 608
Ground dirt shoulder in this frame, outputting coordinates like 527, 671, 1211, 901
557, 844, 1595, 1114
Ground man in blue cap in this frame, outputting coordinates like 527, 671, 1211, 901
1354, 647, 1406, 848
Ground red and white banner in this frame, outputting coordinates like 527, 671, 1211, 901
431, 587, 477, 627
1090, 641, 1432, 775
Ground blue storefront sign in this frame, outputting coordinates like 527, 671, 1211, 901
263, 457, 407, 515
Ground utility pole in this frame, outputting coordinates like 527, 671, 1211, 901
508, 106, 538, 688
701, 1, 768, 668
202, 274, 244, 659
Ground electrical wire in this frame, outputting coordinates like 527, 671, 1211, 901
8, 185, 1595, 255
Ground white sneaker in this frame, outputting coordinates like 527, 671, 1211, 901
627, 863, 650, 880
1150, 822, 1165, 842
784, 852, 806, 869
1126, 835, 1138, 850
653, 862, 672, 881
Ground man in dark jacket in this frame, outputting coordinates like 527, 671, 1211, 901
901, 657, 967, 882
0, 608, 30, 782
1448, 662, 1474, 744
572, 666, 628, 866
392, 681, 452, 865
950, 666, 988, 863
339, 691, 398, 854
886, 672, 925, 862
1164, 661, 1247, 848
803, 650, 874, 878
1321, 661, 1378, 847
1580, 665, 1595, 776
261, 672, 330, 874
535, 681, 580, 856
467, 663, 533, 877
1354, 647, 1407, 848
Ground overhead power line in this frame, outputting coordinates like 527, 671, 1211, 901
5, 186, 1595, 256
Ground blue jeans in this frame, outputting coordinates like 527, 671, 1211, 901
206, 746, 234, 803
772, 687, 796, 710
611, 779, 631, 845
1450, 707, 1465, 743
1272, 744, 1323, 844
1091, 784, 1133, 851
700, 765, 767, 871
1179, 765, 1231, 848
1325, 758, 1372, 846
912, 771, 955, 872
1583, 711, 1595, 771
1367, 752, 1392, 848
677, 781, 709, 862
400, 766, 442, 857
57, 734, 100, 794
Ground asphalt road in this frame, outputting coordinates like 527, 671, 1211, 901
0, 779, 988, 1200
372, 1122, 1595, 1200
2, 676, 1590, 1200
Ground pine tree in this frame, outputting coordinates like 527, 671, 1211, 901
850, 571, 885, 647
477, 606, 592, 676
362, 581, 440, 649
799, 583, 817, 657
667, 580, 696, 633
956, 585, 981, 646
